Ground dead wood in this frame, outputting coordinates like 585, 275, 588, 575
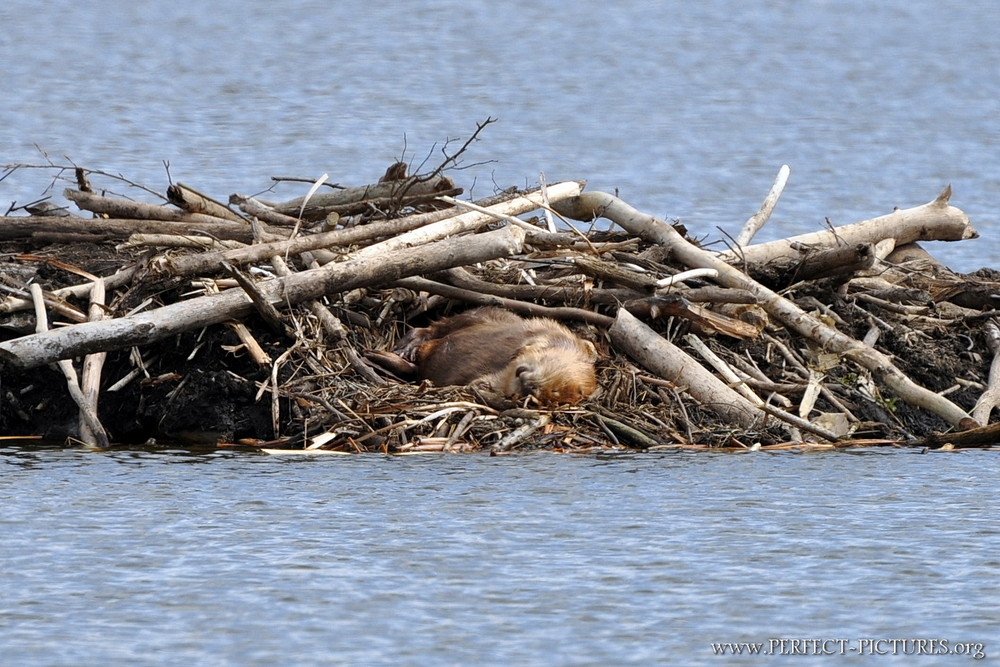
747, 242, 877, 288
721, 186, 977, 267
167, 183, 243, 222
162, 187, 529, 277
65, 188, 234, 225
0, 225, 526, 369
972, 319, 1000, 425
229, 194, 303, 227
609, 309, 761, 428
271, 174, 460, 221
554, 190, 975, 427
0, 215, 289, 244
29, 283, 109, 448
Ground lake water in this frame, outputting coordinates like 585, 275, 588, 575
2, 0, 999, 664
2, 446, 997, 665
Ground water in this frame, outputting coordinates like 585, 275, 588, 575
1, 447, 996, 665
2, 0, 999, 663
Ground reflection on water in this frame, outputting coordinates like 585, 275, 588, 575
2, 446, 997, 664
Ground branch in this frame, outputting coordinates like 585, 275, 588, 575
555, 190, 975, 428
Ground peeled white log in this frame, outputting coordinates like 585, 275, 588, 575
0, 225, 526, 369
555, 191, 974, 427
609, 309, 760, 428
721, 186, 977, 267
347, 180, 583, 262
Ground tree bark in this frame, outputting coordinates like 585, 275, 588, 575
0, 225, 526, 369
272, 174, 459, 221
554, 190, 975, 428
65, 188, 232, 224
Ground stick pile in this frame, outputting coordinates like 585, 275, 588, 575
2, 155, 998, 453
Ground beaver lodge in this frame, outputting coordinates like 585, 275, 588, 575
3, 134, 1000, 454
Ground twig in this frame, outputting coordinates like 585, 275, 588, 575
735, 164, 790, 246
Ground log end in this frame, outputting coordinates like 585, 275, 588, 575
934, 184, 952, 206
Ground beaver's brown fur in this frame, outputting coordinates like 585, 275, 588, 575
394, 307, 597, 405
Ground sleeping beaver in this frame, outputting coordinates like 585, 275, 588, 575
383, 307, 598, 406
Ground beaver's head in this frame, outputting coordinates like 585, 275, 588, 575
495, 339, 597, 406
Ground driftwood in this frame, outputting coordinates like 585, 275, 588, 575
553, 190, 976, 427
0, 225, 526, 368
1, 149, 996, 452
28, 283, 109, 448
65, 188, 234, 225
270, 174, 460, 221
0, 215, 289, 244
609, 309, 761, 428
721, 186, 977, 268
167, 183, 243, 222
162, 184, 571, 277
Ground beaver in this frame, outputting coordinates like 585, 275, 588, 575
389, 307, 598, 405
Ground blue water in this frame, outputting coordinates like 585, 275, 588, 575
2, 0, 999, 664
1, 447, 997, 665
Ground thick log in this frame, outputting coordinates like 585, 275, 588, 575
721, 186, 977, 267
167, 183, 243, 221
65, 188, 232, 225
555, 191, 974, 427
162, 185, 550, 277
748, 242, 877, 287
0, 226, 526, 369
609, 309, 760, 428
0, 215, 289, 243
272, 174, 459, 221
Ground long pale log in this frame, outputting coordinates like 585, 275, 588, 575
721, 186, 977, 267
0, 215, 290, 243
609, 309, 760, 428
348, 180, 583, 262
65, 188, 232, 225
555, 191, 974, 427
0, 226, 526, 369
272, 174, 459, 221
163, 187, 529, 276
